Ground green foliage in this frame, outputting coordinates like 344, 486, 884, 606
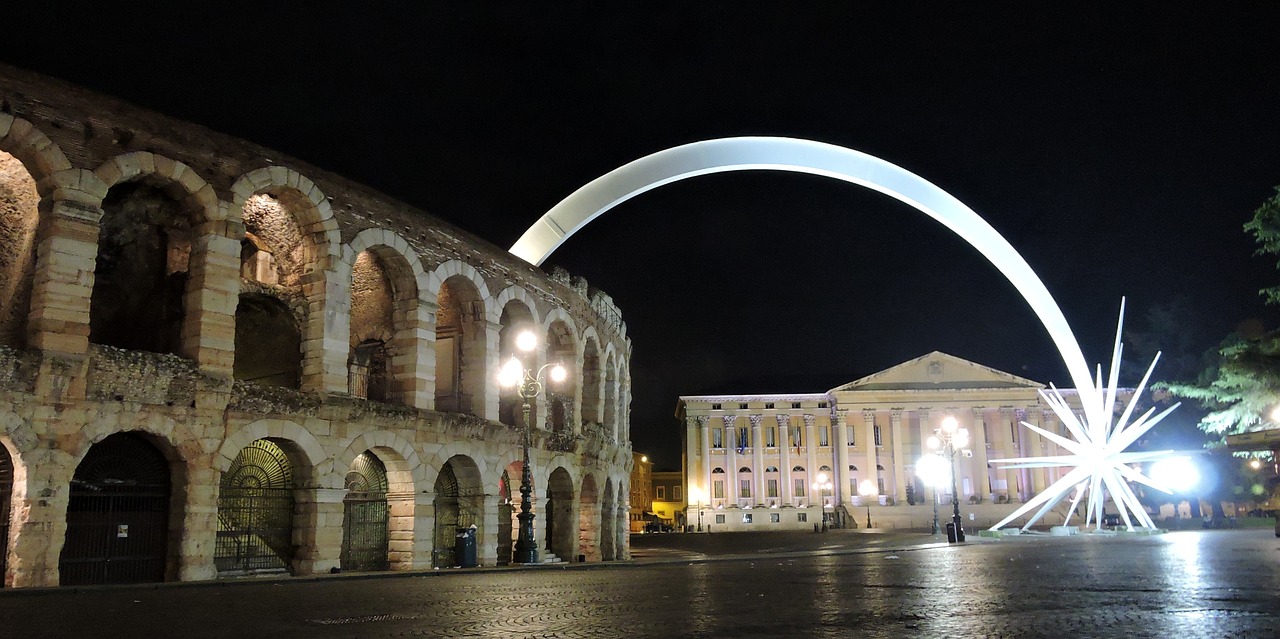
1244, 186, 1280, 305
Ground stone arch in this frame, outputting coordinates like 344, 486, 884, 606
578, 472, 600, 562
580, 332, 603, 430
341, 228, 431, 407
543, 311, 578, 434
496, 292, 539, 428
601, 477, 616, 561
430, 454, 484, 568
89, 153, 223, 361
616, 356, 631, 443
603, 350, 618, 441
0, 116, 69, 349
216, 419, 326, 486
510, 136, 1097, 406
428, 260, 491, 417
231, 167, 344, 393
545, 466, 576, 563
332, 430, 422, 491
233, 292, 302, 389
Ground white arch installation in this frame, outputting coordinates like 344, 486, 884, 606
510, 136, 1098, 406
510, 136, 1191, 532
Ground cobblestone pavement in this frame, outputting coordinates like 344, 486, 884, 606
2, 529, 1278, 638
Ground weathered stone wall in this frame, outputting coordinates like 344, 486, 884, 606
0, 64, 635, 587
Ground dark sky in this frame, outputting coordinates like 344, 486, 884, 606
5, 5, 1279, 469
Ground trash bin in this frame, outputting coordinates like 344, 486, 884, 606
455, 524, 477, 568
945, 522, 958, 543
956, 523, 966, 542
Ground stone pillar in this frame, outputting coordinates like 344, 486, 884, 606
292, 487, 346, 575
891, 410, 907, 503
180, 222, 241, 380
479, 319, 502, 421
834, 410, 851, 505
412, 492, 436, 569
1041, 410, 1059, 485
750, 415, 764, 505
723, 416, 737, 504
5, 446, 75, 588
971, 408, 989, 502
862, 410, 877, 497
803, 414, 817, 507
397, 298, 436, 410
299, 269, 349, 395
479, 492, 499, 567
778, 414, 792, 505
177, 464, 220, 582
387, 490, 417, 570
1026, 408, 1048, 495
996, 408, 1017, 500
27, 200, 101, 401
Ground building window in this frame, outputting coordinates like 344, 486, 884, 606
1011, 422, 1019, 443
874, 425, 882, 446
739, 429, 750, 449
877, 477, 885, 494
739, 480, 751, 498
792, 427, 802, 447
742, 513, 753, 524
674, 486, 683, 501
819, 426, 829, 447
767, 479, 778, 498
766, 427, 776, 447
818, 402, 827, 408
765, 402, 774, 409
739, 403, 748, 409
798, 513, 808, 522
791, 402, 801, 409
794, 479, 806, 497
712, 403, 722, 410
656, 486, 666, 500
715, 514, 726, 524
712, 428, 723, 448
770, 513, 780, 523
850, 479, 858, 496
847, 426, 855, 446
713, 480, 724, 499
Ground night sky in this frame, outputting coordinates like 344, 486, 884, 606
4, 5, 1279, 469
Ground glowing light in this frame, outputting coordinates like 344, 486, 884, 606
927, 435, 941, 450
942, 416, 958, 433
498, 357, 523, 388
641, 455, 648, 463
1150, 458, 1201, 493
550, 364, 567, 383
916, 454, 951, 488
858, 479, 877, 498
515, 330, 538, 352
1250, 459, 1263, 470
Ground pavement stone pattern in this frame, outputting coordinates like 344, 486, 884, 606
1, 529, 1277, 638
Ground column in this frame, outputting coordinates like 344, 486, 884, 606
412, 492, 436, 569
1041, 410, 1059, 485
750, 414, 765, 505
696, 416, 711, 509
723, 416, 737, 504
862, 410, 877, 498
293, 487, 347, 575
778, 414, 792, 505
178, 463, 220, 581
996, 408, 1017, 500
971, 408, 989, 502
803, 414, 817, 507
1027, 408, 1048, 495
834, 410, 851, 505
891, 410, 907, 503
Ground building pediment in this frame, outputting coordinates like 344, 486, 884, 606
829, 352, 1044, 393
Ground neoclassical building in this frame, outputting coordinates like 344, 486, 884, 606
678, 352, 1096, 532
0, 65, 632, 587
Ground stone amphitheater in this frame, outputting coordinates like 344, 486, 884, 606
0, 64, 633, 587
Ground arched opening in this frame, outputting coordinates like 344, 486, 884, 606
737, 466, 753, 506
545, 467, 575, 562
497, 467, 515, 565
0, 150, 39, 349
349, 250, 395, 402
601, 478, 616, 561
603, 354, 617, 441
545, 320, 576, 433
711, 467, 726, 508
497, 301, 537, 427
0, 442, 14, 586
216, 439, 297, 575
240, 192, 311, 287
578, 474, 599, 562
89, 183, 193, 355
581, 339, 601, 428
60, 432, 173, 585
233, 293, 302, 388
341, 451, 389, 572
791, 466, 806, 507
434, 278, 485, 415
432, 455, 483, 568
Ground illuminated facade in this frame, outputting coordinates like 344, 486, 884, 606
678, 352, 1093, 532
0, 65, 632, 587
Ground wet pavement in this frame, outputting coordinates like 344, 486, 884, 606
2, 528, 1278, 638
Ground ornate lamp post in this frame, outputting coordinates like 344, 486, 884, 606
927, 415, 970, 542
812, 471, 832, 532
858, 479, 877, 529
690, 487, 704, 532
498, 330, 566, 564
916, 453, 948, 534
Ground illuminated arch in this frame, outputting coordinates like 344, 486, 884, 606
510, 136, 1095, 402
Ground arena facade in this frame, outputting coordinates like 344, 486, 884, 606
0, 64, 633, 587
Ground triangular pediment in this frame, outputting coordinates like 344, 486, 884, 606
829, 352, 1045, 393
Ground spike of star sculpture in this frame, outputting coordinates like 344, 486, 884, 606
990, 300, 1185, 532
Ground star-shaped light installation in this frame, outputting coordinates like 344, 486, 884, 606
990, 300, 1186, 532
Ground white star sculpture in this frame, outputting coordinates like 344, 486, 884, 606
990, 300, 1183, 532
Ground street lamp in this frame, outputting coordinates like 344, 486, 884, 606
689, 487, 704, 532
927, 415, 970, 543
812, 471, 832, 532
497, 329, 566, 564
858, 479, 877, 529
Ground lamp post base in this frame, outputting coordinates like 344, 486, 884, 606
513, 510, 538, 564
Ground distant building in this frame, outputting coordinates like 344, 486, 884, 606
629, 453, 654, 532
650, 471, 685, 530
677, 352, 1102, 532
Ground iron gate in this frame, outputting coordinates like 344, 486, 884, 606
0, 444, 12, 586
340, 452, 389, 571
59, 433, 170, 585
216, 439, 295, 574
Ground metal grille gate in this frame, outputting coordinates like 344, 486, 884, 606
216, 439, 295, 574
59, 433, 170, 585
340, 452, 389, 571
0, 445, 12, 586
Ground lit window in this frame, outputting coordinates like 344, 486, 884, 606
794, 479, 806, 497
767, 479, 778, 498
656, 486, 666, 500
770, 513, 780, 523
847, 426, 855, 446
766, 427, 776, 447
742, 513, 753, 524
874, 425, 882, 446
674, 486, 682, 501
712, 428, 723, 448
713, 480, 725, 499
819, 426, 829, 447
740, 480, 751, 498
